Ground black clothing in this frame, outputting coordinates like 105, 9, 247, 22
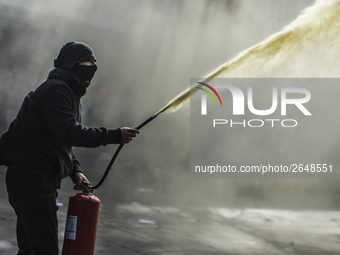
0, 78, 122, 188
54, 41, 96, 69
73, 64, 97, 88
48, 41, 97, 97
2, 41, 114, 255
6, 167, 59, 255
48, 66, 93, 97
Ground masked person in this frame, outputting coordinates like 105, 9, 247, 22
0, 41, 139, 255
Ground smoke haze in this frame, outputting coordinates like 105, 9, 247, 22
2, 0, 338, 211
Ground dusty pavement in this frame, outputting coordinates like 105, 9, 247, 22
1, 166, 340, 255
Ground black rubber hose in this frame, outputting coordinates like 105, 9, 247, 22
88, 113, 159, 191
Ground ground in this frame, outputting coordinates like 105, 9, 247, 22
1, 167, 340, 255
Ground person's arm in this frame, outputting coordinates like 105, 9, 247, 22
69, 148, 83, 178
42, 85, 139, 147
68, 148, 92, 190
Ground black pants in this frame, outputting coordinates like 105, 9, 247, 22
6, 168, 59, 255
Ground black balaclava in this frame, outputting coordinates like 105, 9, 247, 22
48, 41, 97, 97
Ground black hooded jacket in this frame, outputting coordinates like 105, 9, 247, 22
0, 42, 121, 188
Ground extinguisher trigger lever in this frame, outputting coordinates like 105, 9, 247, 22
81, 181, 95, 194
84, 185, 95, 194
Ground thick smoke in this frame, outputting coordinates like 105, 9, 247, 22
2, 0, 335, 210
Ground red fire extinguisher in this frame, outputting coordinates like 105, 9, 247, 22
62, 184, 100, 255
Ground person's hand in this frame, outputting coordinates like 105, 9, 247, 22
120, 127, 140, 144
72, 172, 90, 190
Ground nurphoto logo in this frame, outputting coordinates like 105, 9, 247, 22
197, 83, 312, 128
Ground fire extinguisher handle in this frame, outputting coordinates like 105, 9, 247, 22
81, 181, 90, 186
87, 113, 159, 191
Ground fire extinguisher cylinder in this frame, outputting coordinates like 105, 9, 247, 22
62, 188, 101, 255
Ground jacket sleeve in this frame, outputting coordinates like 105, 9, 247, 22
42, 84, 122, 147
69, 148, 83, 180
